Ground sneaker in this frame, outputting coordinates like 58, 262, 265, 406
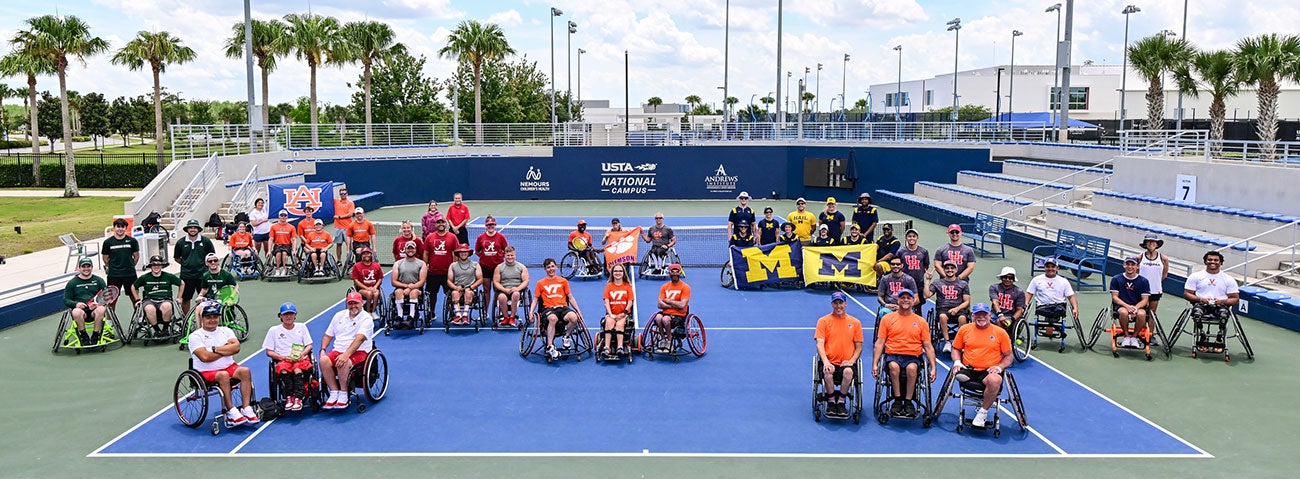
334, 393, 349, 409
225, 408, 246, 426
76, 330, 91, 346
561, 336, 574, 349
90, 331, 102, 345
241, 406, 261, 424
889, 400, 904, 416
1147, 336, 1159, 347
941, 341, 952, 353
548, 346, 561, 360
972, 408, 988, 428
323, 391, 339, 409
903, 401, 917, 417
285, 396, 299, 411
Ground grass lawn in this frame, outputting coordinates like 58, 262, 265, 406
0, 196, 131, 257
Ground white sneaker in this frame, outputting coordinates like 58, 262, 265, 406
941, 341, 952, 353
972, 408, 988, 428
548, 346, 561, 360
225, 408, 246, 426
561, 336, 574, 349
241, 406, 261, 424
335, 392, 349, 409
323, 390, 339, 409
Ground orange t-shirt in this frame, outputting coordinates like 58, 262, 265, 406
658, 280, 691, 316
535, 276, 572, 309
604, 282, 635, 315
227, 232, 253, 250
876, 311, 931, 356
297, 219, 316, 239
334, 198, 355, 229
568, 230, 593, 250
349, 219, 375, 243
269, 223, 296, 246
953, 323, 1012, 370
304, 230, 332, 250
815, 313, 864, 364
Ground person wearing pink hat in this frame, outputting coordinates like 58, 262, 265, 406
319, 291, 375, 410
934, 224, 977, 281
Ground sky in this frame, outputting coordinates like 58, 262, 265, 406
0, 0, 1293, 113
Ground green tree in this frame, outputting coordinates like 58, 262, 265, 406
341, 20, 403, 145
1127, 34, 1196, 132
853, 98, 867, 111
79, 91, 109, 149
646, 96, 662, 113
1187, 50, 1243, 156
760, 95, 774, 119
218, 102, 247, 124
224, 18, 287, 128
931, 104, 992, 122
439, 20, 515, 144
1, 44, 56, 184
37, 91, 60, 153
269, 102, 293, 124
445, 55, 553, 124
107, 96, 134, 146
350, 51, 447, 123
15, 14, 110, 197
187, 100, 217, 125
130, 95, 152, 142
0, 83, 11, 138
111, 30, 196, 170
280, 12, 346, 147
1234, 34, 1300, 159
800, 92, 815, 113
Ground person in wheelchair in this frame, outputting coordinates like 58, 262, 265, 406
653, 264, 692, 353
390, 241, 428, 327
877, 258, 918, 315
1182, 250, 1239, 354
64, 257, 110, 346
816, 291, 864, 418
729, 220, 756, 248
810, 224, 837, 246
1110, 256, 1152, 348
927, 260, 971, 353
319, 292, 376, 410
226, 221, 256, 274
268, 210, 298, 276
350, 247, 384, 314
198, 253, 238, 301
535, 258, 585, 360
568, 219, 601, 269
303, 219, 333, 277
641, 213, 677, 269
601, 262, 635, 357
1026, 258, 1079, 334
263, 302, 313, 411
447, 244, 484, 325
870, 290, 936, 418
132, 255, 182, 337
493, 246, 530, 327
346, 208, 376, 261
989, 267, 1026, 331
188, 301, 260, 426
841, 223, 869, 246
951, 303, 1013, 428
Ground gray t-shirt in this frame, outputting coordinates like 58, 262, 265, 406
450, 260, 479, 288
988, 283, 1026, 315
497, 261, 526, 290
647, 225, 675, 248
894, 245, 930, 291
877, 273, 918, 305
394, 258, 425, 285
934, 243, 977, 275
928, 277, 971, 310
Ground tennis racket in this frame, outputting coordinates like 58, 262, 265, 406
88, 285, 120, 309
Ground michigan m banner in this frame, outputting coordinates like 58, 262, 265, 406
729, 242, 803, 289
802, 244, 878, 286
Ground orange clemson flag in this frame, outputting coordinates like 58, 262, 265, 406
604, 227, 642, 269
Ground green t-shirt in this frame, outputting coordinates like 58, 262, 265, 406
133, 271, 182, 300
200, 269, 238, 299
64, 275, 107, 308
174, 235, 216, 280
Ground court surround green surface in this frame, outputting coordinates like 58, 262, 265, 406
1, 201, 1294, 478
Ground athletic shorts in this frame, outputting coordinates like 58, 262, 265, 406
326, 350, 368, 367
275, 358, 313, 374
938, 308, 970, 322
273, 244, 293, 256
1147, 293, 1163, 302
333, 228, 348, 244
200, 363, 241, 382
252, 233, 270, 243
956, 367, 993, 391
143, 298, 172, 314
830, 363, 857, 383
542, 307, 573, 324
107, 274, 137, 294
180, 278, 202, 300
1035, 303, 1067, 319
650, 245, 669, 257
883, 353, 922, 370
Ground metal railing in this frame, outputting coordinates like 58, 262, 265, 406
228, 164, 260, 216
170, 124, 282, 163
683, 121, 1051, 144
162, 154, 220, 225
1120, 129, 1300, 165
0, 273, 76, 308
1220, 219, 1300, 283
1002, 215, 1195, 278
132, 157, 188, 218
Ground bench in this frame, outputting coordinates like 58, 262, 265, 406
959, 212, 1007, 258
1030, 229, 1110, 291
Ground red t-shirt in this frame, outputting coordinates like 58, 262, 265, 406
391, 235, 424, 262
475, 232, 509, 270
422, 231, 459, 275
447, 203, 470, 230
351, 261, 383, 288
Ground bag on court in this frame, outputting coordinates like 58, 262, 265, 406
255, 397, 283, 421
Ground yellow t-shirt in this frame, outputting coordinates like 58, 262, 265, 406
786, 211, 816, 241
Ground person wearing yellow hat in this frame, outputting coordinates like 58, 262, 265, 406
819, 197, 846, 241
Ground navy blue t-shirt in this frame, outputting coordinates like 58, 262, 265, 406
1109, 273, 1151, 307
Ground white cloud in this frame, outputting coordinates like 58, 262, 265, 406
487, 10, 523, 27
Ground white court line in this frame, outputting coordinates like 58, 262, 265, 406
90, 451, 1209, 459
493, 216, 522, 232
88, 297, 347, 458
930, 356, 1066, 455
230, 417, 278, 454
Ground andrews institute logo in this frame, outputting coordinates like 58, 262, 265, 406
705, 163, 739, 193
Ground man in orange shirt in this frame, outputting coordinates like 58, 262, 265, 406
226, 222, 256, 275
296, 204, 317, 249
534, 257, 584, 360
567, 220, 598, 271
653, 264, 691, 352
951, 303, 1013, 428
347, 208, 376, 260
268, 211, 298, 276
816, 291, 864, 419
332, 187, 355, 260
303, 219, 333, 276
871, 289, 936, 418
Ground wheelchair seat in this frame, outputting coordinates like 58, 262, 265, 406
812, 355, 863, 424
442, 286, 487, 333
1085, 307, 1170, 360
932, 366, 1028, 438
639, 311, 706, 361
871, 353, 933, 427
317, 346, 388, 413
172, 358, 253, 435
125, 298, 183, 346
1168, 303, 1254, 361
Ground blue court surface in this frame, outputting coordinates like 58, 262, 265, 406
91, 216, 1208, 458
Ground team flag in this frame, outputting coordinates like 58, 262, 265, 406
802, 244, 878, 286
730, 242, 803, 289
269, 182, 336, 224
604, 227, 642, 268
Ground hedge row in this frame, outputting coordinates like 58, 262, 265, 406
0, 163, 157, 188
0, 139, 34, 149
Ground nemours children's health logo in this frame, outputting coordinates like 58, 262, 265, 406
520, 166, 550, 192
705, 164, 739, 192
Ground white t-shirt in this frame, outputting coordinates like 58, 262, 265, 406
324, 309, 375, 353
1027, 274, 1075, 305
250, 208, 271, 235
262, 323, 314, 358
188, 326, 237, 371
1184, 271, 1238, 300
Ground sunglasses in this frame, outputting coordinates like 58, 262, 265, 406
206, 260, 219, 263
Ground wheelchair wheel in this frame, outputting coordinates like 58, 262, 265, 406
720, 260, 735, 288
811, 356, 823, 422
1005, 371, 1028, 430
223, 304, 250, 342
559, 252, 580, 279
1011, 318, 1031, 362
873, 371, 888, 425
362, 350, 388, 402
173, 370, 208, 428
51, 312, 73, 353
1086, 309, 1109, 351
518, 315, 538, 358
685, 314, 707, 357
638, 318, 659, 359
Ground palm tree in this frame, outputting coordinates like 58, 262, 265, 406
342, 20, 403, 146
1187, 50, 1243, 156
684, 95, 701, 124
759, 95, 774, 120
1, 48, 55, 185
1127, 34, 1196, 132
14, 15, 109, 197
438, 20, 515, 144
647, 96, 662, 113
801, 92, 815, 114
0, 83, 12, 139
1234, 34, 1300, 159
224, 18, 287, 130
111, 30, 195, 171
280, 13, 345, 148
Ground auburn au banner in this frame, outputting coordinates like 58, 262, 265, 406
803, 244, 879, 286
604, 227, 642, 268
731, 242, 803, 289
269, 182, 336, 225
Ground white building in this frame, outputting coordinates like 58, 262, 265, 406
581, 100, 722, 131
868, 64, 1300, 124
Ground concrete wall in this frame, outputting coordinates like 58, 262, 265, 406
1112, 156, 1300, 217
990, 143, 1119, 166
124, 158, 206, 218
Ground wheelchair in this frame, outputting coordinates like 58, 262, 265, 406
519, 308, 593, 363
927, 305, 966, 353
812, 355, 863, 424
52, 306, 125, 354
1168, 303, 1254, 361
1086, 306, 1170, 360
561, 247, 606, 280
1018, 299, 1086, 355
595, 306, 637, 364
297, 248, 341, 284
380, 289, 428, 334
488, 287, 531, 331
442, 286, 488, 333
266, 354, 321, 412
638, 311, 706, 361
871, 353, 934, 427
222, 249, 264, 281
125, 298, 184, 346
318, 345, 389, 413
639, 247, 681, 280
932, 366, 1028, 438
172, 358, 255, 435
262, 244, 299, 282
720, 259, 735, 288
177, 288, 249, 350
338, 241, 371, 281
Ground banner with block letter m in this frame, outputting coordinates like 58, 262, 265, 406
802, 244, 878, 286
731, 242, 803, 289
269, 182, 336, 225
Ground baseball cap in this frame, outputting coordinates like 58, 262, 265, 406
345, 292, 363, 304
972, 303, 991, 315
78, 257, 94, 267
577, 219, 587, 226
358, 247, 374, 255
611, 217, 621, 224
668, 263, 683, 272
826, 197, 837, 204
1124, 256, 1140, 264
997, 266, 1017, 279
1043, 256, 1059, 266
763, 207, 773, 213
850, 224, 861, 230
404, 241, 418, 250
947, 224, 962, 233
795, 197, 807, 204
205, 253, 220, 262
278, 209, 289, 216
904, 228, 919, 236
737, 220, 750, 227
201, 301, 222, 316
279, 302, 298, 315
817, 224, 829, 231
436, 217, 447, 222
942, 260, 958, 268
314, 218, 324, 225
830, 291, 848, 303
484, 217, 497, 225
354, 207, 364, 215
737, 191, 750, 199
896, 288, 915, 298
882, 223, 893, 230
